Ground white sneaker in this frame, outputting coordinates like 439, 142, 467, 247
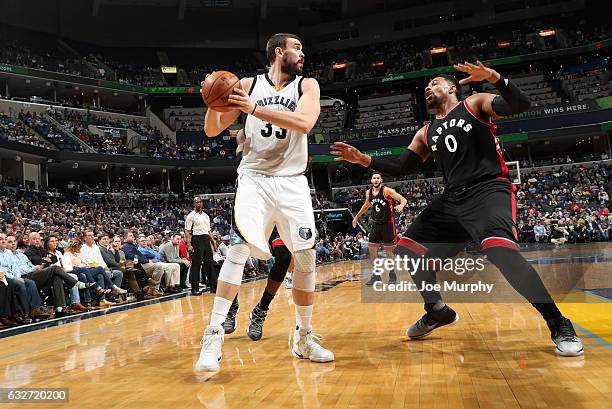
284, 275, 293, 289
291, 326, 334, 363
195, 325, 224, 372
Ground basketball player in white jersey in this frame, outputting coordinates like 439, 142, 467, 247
195, 33, 334, 372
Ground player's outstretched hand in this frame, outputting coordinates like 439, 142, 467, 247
227, 87, 255, 114
454, 60, 496, 84
330, 142, 364, 164
352, 217, 358, 228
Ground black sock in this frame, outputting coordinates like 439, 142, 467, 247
389, 269, 396, 276
483, 247, 562, 321
259, 289, 275, 311
532, 303, 563, 322
231, 295, 239, 308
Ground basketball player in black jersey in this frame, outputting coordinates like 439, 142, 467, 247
331, 61, 583, 356
352, 173, 407, 285
222, 228, 293, 341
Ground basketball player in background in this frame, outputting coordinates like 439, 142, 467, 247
196, 33, 333, 372
352, 172, 407, 285
332, 61, 583, 356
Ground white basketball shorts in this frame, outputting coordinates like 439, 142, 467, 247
230, 171, 316, 260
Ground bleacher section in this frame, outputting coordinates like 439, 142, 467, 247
0, 112, 56, 150
163, 108, 242, 132
311, 106, 346, 136
18, 111, 85, 152
482, 72, 561, 107
354, 93, 414, 130
560, 69, 611, 102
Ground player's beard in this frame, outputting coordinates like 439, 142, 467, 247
372, 181, 381, 188
426, 94, 442, 109
283, 54, 303, 76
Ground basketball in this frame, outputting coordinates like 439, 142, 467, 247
201, 71, 241, 112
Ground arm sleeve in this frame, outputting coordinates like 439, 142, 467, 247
491, 76, 531, 116
369, 148, 422, 177
184, 213, 193, 231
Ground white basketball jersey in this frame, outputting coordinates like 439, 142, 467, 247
239, 73, 309, 176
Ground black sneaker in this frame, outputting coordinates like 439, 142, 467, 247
407, 305, 459, 339
247, 304, 268, 341
222, 299, 239, 334
388, 271, 397, 285
546, 316, 584, 356
365, 275, 382, 286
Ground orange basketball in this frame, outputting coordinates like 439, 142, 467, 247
201, 71, 241, 112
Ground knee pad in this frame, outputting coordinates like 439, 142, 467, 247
227, 243, 251, 264
269, 245, 291, 282
292, 249, 316, 292
219, 244, 251, 285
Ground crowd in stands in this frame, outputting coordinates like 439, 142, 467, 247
0, 30, 88, 77
305, 21, 611, 83
1, 17, 610, 88
48, 108, 132, 155
0, 185, 273, 328
334, 162, 612, 246
18, 111, 87, 152
1, 106, 236, 160
314, 233, 367, 263
0, 113, 55, 149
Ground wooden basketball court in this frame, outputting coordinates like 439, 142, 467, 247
1, 251, 611, 409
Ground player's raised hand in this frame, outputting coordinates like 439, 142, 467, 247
454, 60, 498, 84
227, 87, 255, 114
330, 142, 365, 164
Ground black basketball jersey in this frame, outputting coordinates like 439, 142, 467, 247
369, 185, 392, 224
424, 100, 509, 191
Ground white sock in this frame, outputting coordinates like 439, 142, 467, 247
210, 296, 233, 327
295, 304, 313, 329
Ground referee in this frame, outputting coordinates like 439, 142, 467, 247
185, 197, 217, 295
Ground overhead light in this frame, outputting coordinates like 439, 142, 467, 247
371, 61, 384, 68
538, 29, 556, 37
430, 46, 447, 55
332, 62, 348, 69
498, 41, 511, 48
